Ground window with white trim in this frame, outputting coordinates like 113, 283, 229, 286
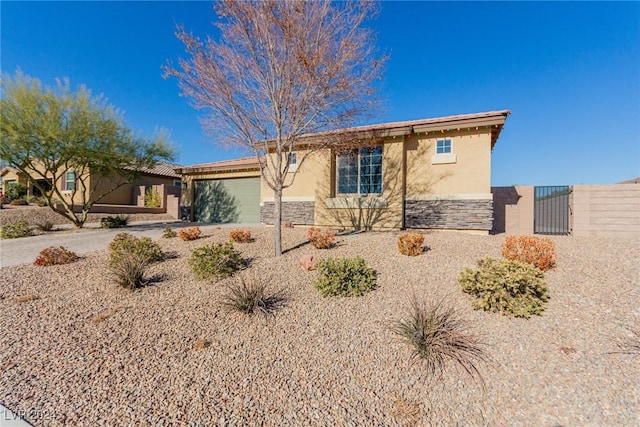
62, 171, 76, 191
436, 139, 452, 154
336, 146, 383, 195
287, 152, 297, 171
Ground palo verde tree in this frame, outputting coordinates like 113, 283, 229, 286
165, 0, 385, 256
0, 71, 175, 227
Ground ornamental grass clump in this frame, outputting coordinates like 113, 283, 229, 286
188, 242, 244, 280
391, 297, 489, 381
458, 257, 549, 318
162, 227, 177, 238
229, 229, 252, 243
179, 226, 201, 241
502, 235, 556, 271
307, 227, 336, 249
313, 256, 376, 297
108, 233, 163, 289
34, 246, 79, 266
0, 221, 32, 239
221, 277, 286, 316
397, 232, 424, 256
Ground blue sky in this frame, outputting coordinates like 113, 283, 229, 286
2, 1, 639, 186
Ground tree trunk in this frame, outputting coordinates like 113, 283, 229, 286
273, 187, 283, 256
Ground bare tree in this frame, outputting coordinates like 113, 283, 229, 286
164, 0, 385, 256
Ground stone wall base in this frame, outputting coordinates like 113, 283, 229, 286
260, 201, 314, 225
404, 199, 493, 230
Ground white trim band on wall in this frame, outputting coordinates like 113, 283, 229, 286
405, 193, 493, 201
261, 196, 316, 203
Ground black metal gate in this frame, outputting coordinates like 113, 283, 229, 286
534, 186, 571, 235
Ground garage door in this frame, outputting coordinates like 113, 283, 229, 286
193, 177, 260, 223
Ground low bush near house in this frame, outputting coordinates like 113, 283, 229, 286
34, 246, 79, 266
307, 227, 336, 249
179, 226, 201, 241
162, 227, 177, 238
458, 257, 549, 318
229, 229, 252, 243
144, 187, 162, 207
35, 221, 55, 232
10, 198, 28, 206
34, 197, 48, 207
6, 182, 27, 200
100, 215, 129, 229
391, 297, 489, 381
108, 233, 163, 267
188, 242, 243, 280
0, 221, 32, 239
502, 235, 556, 271
397, 232, 424, 256
313, 256, 376, 297
221, 278, 286, 315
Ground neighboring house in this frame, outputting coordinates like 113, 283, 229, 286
176, 110, 510, 234
0, 162, 182, 206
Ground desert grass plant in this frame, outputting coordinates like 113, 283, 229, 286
162, 227, 177, 238
221, 277, 286, 316
390, 297, 489, 382
110, 251, 152, 290
188, 242, 244, 280
9, 198, 28, 206
34, 246, 79, 266
458, 257, 549, 318
307, 227, 336, 249
229, 229, 252, 243
609, 325, 640, 356
0, 220, 33, 239
502, 235, 556, 271
144, 187, 162, 207
313, 256, 376, 297
35, 220, 55, 232
178, 226, 201, 241
398, 232, 424, 256
100, 215, 129, 229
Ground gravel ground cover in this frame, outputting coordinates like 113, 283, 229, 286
0, 206, 175, 228
1, 228, 638, 426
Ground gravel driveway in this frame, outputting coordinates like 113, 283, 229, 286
1, 228, 638, 426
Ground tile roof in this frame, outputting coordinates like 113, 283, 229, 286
130, 162, 182, 179
174, 157, 261, 174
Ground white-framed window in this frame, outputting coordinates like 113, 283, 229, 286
436, 139, 452, 154
336, 146, 383, 195
287, 152, 298, 171
62, 171, 76, 191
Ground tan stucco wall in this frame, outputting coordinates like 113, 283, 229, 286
491, 186, 535, 235
260, 149, 321, 200
572, 184, 640, 238
95, 174, 177, 205
406, 129, 492, 197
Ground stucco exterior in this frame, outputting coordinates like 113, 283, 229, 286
178, 110, 510, 233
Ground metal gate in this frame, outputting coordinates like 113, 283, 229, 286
534, 186, 571, 235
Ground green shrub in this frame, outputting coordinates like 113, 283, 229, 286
34, 246, 79, 266
100, 215, 129, 228
391, 297, 489, 381
221, 278, 286, 315
144, 187, 162, 207
33, 197, 48, 207
162, 227, 177, 238
313, 256, 376, 297
10, 198, 28, 206
0, 221, 33, 239
108, 233, 163, 267
6, 182, 27, 200
188, 242, 244, 280
458, 257, 549, 318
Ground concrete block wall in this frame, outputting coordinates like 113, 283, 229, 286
571, 184, 640, 238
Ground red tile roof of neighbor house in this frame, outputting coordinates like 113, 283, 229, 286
176, 110, 511, 174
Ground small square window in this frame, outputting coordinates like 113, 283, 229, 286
436, 139, 452, 154
287, 152, 298, 171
